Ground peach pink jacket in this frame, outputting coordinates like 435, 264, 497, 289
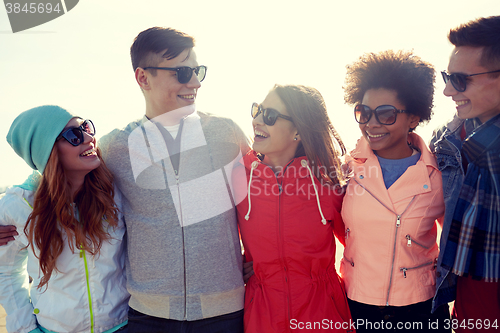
340, 132, 444, 306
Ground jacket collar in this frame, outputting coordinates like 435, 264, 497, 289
240, 150, 329, 225
241, 150, 309, 179
348, 132, 438, 171
440, 115, 481, 140
346, 132, 438, 205
444, 114, 465, 135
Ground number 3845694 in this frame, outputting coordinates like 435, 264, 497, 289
5, 3, 62, 14
444, 319, 498, 330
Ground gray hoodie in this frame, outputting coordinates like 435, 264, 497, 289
99, 111, 249, 321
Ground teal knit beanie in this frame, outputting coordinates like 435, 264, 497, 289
7, 105, 77, 174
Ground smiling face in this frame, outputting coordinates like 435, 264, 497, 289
56, 118, 100, 181
137, 48, 202, 118
444, 46, 500, 123
252, 90, 300, 169
359, 88, 420, 159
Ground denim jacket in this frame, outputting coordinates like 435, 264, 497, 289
429, 115, 479, 313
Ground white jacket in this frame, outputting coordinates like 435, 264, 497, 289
0, 186, 129, 333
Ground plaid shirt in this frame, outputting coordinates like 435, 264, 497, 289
441, 113, 500, 282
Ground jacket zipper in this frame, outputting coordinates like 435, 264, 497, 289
385, 214, 403, 306
400, 260, 434, 278
405, 235, 430, 249
26, 199, 97, 331
277, 175, 292, 325
176, 170, 188, 320
343, 255, 354, 267
353, 178, 417, 305
270, 161, 295, 327
80, 246, 94, 333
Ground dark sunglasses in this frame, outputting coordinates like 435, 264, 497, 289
354, 104, 407, 125
143, 65, 207, 84
56, 119, 95, 146
251, 102, 293, 126
441, 69, 500, 92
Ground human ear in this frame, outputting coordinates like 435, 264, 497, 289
135, 68, 150, 90
408, 114, 421, 131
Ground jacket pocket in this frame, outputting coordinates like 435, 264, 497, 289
399, 260, 436, 286
343, 255, 355, 267
405, 235, 429, 249
244, 280, 258, 309
435, 152, 461, 200
340, 255, 356, 297
419, 268, 436, 286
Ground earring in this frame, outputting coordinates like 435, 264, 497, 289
294, 137, 298, 141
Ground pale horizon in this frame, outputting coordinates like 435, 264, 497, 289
0, 1, 497, 187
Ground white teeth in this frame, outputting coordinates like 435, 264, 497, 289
254, 130, 268, 138
456, 100, 469, 106
80, 149, 94, 157
367, 132, 386, 138
180, 94, 195, 99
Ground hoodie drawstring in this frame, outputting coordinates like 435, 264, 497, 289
245, 159, 327, 225
245, 161, 259, 220
301, 160, 327, 225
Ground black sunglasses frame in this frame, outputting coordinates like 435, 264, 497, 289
441, 69, 500, 92
142, 65, 207, 84
57, 119, 96, 147
354, 104, 407, 126
251, 103, 293, 126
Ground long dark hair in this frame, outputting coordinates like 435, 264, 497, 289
273, 84, 346, 186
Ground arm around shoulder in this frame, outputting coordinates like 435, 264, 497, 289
98, 128, 121, 162
0, 224, 18, 246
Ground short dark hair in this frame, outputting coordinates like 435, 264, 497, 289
130, 27, 195, 74
343, 50, 435, 130
273, 84, 346, 186
449, 16, 500, 71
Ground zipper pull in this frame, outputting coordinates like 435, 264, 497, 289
401, 267, 407, 278
345, 228, 350, 240
396, 215, 401, 227
406, 235, 412, 247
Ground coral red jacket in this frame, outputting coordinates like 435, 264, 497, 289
341, 133, 444, 306
236, 151, 353, 332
